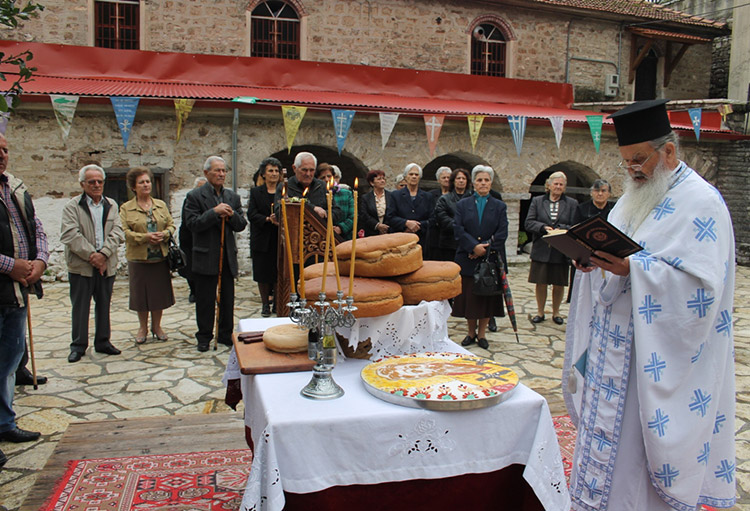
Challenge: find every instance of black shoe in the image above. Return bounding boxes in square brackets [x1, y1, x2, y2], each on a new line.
[553, 316, 564, 325]
[261, 304, 271, 317]
[197, 343, 209, 352]
[15, 370, 47, 386]
[271, 301, 276, 314]
[188, 293, 196, 303]
[0, 448, 6, 468]
[0, 427, 41, 443]
[68, 351, 83, 363]
[488, 317, 497, 332]
[531, 315, 545, 324]
[460, 335, 476, 346]
[95, 343, 121, 355]
[477, 337, 489, 349]
[218, 338, 233, 347]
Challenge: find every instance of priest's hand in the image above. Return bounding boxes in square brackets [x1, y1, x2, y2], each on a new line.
[590, 251, 629, 276]
[572, 259, 595, 273]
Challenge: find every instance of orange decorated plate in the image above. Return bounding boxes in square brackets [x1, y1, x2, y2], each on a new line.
[360, 352, 519, 410]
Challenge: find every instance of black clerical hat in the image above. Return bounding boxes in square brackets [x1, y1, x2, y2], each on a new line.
[607, 99, 672, 146]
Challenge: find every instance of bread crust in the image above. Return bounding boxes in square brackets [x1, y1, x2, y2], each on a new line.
[303, 276, 404, 318]
[337, 233, 423, 277]
[395, 261, 462, 305]
[262, 323, 309, 353]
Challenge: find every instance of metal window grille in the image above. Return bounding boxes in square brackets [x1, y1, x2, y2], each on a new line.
[95, 0, 139, 50]
[251, 1, 300, 59]
[471, 23, 506, 77]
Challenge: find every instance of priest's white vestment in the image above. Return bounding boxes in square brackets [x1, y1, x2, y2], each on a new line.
[563, 162, 736, 510]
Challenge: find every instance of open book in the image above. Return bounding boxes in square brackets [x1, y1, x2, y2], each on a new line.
[541, 215, 643, 266]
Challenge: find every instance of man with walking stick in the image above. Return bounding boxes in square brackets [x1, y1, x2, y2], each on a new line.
[0, 133, 47, 466]
[183, 156, 246, 352]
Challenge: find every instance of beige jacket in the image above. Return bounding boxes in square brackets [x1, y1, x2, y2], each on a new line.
[119, 197, 175, 261]
[60, 194, 124, 277]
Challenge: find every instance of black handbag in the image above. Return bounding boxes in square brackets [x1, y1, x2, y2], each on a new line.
[473, 250, 503, 296]
[167, 237, 187, 272]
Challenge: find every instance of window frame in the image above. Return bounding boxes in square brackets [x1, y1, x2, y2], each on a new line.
[467, 16, 516, 78]
[247, 0, 303, 60]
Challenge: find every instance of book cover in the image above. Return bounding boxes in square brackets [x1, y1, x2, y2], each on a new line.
[542, 215, 643, 266]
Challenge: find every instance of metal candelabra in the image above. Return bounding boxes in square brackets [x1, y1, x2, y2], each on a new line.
[288, 290, 357, 400]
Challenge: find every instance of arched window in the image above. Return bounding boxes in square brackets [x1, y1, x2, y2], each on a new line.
[471, 23, 507, 77]
[94, 0, 139, 49]
[250, 1, 300, 59]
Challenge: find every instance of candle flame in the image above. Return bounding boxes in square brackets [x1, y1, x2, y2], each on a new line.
[354, 177, 358, 190]
[302, 187, 308, 197]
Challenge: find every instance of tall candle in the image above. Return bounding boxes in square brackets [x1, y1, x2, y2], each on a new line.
[280, 186, 295, 295]
[348, 178, 358, 297]
[321, 183, 332, 294]
[299, 188, 308, 298]
[330, 178, 342, 292]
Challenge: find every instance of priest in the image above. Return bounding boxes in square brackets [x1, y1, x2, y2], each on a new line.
[563, 99, 736, 510]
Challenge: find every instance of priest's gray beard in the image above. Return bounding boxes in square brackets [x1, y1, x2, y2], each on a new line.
[618, 159, 673, 236]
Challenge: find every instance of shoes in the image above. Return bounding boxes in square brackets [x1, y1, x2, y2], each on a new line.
[477, 337, 489, 349]
[15, 370, 47, 386]
[0, 448, 6, 468]
[135, 329, 148, 345]
[261, 304, 271, 317]
[197, 343, 209, 352]
[95, 343, 121, 355]
[531, 315, 545, 324]
[151, 329, 168, 341]
[488, 317, 497, 332]
[188, 293, 196, 303]
[271, 301, 276, 314]
[461, 335, 476, 346]
[217, 338, 233, 347]
[0, 427, 41, 443]
[553, 316, 564, 325]
[68, 351, 83, 363]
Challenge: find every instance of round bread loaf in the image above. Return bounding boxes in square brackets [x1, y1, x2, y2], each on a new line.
[394, 260, 462, 305]
[303, 276, 403, 318]
[263, 323, 309, 353]
[302, 262, 336, 280]
[336, 233, 423, 277]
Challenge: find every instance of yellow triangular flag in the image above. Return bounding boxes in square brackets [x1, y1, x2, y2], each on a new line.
[467, 115, 485, 150]
[282, 105, 307, 153]
[174, 99, 195, 144]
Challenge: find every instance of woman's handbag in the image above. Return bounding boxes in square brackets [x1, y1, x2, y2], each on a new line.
[473, 250, 503, 296]
[167, 238, 187, 272]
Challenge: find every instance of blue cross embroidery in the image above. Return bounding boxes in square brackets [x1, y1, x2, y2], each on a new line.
[689, 389, 712, 417]
[693, 217, 717, 242]
[631, 249, 655, 271]
[654, 463, 679, 488]
[715, 310, 732, 337]
[662, 256, 684, 269]
[608, 324, 627, 348]
[714, 413, 726, 434]
[714, 459, 735, 484]
[584, 477, 603, 499]
[648, 408, 669, 437]
[691, 343, 704, 364]
[687, 288, 715, 318]
[602, 378, 620, 401]
[638, 295, 662, 324]
[652, 197, 676, 221]
[593, 428, 613, 451]
[697, 442, 710, 465]
[591, 316, 602, 338]
[644, 352, 666, 382]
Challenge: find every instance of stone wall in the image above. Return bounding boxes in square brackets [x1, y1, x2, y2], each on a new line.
[711, 35, 731, 98]
[716, 139, 750, 264]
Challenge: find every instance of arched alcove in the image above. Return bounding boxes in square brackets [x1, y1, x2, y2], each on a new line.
[422, 152, 503, 192]
[268, 144, 368, 190]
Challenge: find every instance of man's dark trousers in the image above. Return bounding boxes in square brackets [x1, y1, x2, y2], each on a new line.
[69, 272, 115, 354]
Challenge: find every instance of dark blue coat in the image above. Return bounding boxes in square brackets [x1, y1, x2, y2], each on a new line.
[454, 195, 508, 276]
[386, 187, 436, 246]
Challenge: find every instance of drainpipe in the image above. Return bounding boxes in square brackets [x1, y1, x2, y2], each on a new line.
[232, 108, 239, 192]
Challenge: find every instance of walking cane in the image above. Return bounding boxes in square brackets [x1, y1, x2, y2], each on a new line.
[26, 298, 38, 390]
[214, 216, 226, 351]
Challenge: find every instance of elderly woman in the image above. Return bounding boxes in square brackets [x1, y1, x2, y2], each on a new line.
[452, 165, 507, 349]
[524, 171, 579, 325]
[433, 168, 471, 261]
[387, 163, 436, 248]
[120, 167, 176, 344]
[393, 173, 406, 190]
[316, 163, 354, 239]
[359, 169, 393, 237]
[427, 166, 452, 260]
[248, 157, 281, 317]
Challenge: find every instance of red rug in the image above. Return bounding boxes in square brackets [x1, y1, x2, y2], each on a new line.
[43, 449, 252, 511]
[553, 414, 577, 484]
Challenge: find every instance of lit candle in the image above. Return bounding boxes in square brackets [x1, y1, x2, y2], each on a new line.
[299, 188, 308, 298]
[348, 178, 358, 297]
[280, 186, 295, 295]
[321, 182, 331, 294]
[330, 177, 342, 293]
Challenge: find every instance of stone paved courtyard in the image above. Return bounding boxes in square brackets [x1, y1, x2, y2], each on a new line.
[0, 262, 747, 510]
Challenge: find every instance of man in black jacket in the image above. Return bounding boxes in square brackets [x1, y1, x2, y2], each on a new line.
[183, 156, 247, 352]
[274, 151, 341, 223]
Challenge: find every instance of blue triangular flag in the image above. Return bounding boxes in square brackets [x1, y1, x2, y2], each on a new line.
[331, 109, 356, 155]
[508, 115, 526, 156]
[574, 350, 588, 378]
[688, 108, 702, 141]
[110, 97, 140, 149]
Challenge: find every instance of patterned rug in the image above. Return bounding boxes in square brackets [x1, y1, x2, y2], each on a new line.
[553, 414, 577, 484]
[43, 449, 253, 511]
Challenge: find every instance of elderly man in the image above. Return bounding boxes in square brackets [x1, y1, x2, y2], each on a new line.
[61, 164, 124, 363]
[0, 133, 47, 463]
[564, 100, 736, 510]
[183, 156, 246, 352]
[275, 151, 340, 223]
[577, 179, 614, 220]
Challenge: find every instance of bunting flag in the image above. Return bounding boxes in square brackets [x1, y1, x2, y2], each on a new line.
[110, 97, 140, 149]
[379, 112, 399, 149]
[50, 95, 79, 140]
[548, 116, 564, 149]
[688, 108, 702, 141]
[281, 105, 307, 153]
[331, 109, 356, 155]
[0, 95, 13, 135]
[508, 115, 527, 156]
[467, 115, 485, 150]
[174, 99, 195, 144]
[586, 115, 603, 153]
[423, 114, 445, 156]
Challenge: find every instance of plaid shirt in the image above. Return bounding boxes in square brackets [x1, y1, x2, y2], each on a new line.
[0, 173, 49, 274]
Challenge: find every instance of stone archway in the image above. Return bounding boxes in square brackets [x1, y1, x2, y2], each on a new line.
[269, 144, 369, 190]
[421, 151, 491, 191]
